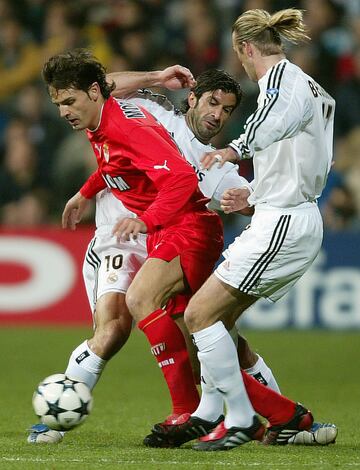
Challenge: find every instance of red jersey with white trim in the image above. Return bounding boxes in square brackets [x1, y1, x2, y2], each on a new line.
[80, 97, 209, 233]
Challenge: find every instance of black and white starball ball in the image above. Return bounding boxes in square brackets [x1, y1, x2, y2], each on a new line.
[32, 373, 93, 431]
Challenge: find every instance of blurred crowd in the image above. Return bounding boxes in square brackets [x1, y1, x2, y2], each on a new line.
[0, 0, 359, 231]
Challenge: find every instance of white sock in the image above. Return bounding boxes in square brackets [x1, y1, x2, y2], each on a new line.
[192, 363, 224, 422]
[193, 321, 255, 429]
[65, 340, 106, 390]
[244, 354, 281, 393]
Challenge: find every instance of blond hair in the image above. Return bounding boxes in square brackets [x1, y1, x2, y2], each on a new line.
[232, 8, 310, 55]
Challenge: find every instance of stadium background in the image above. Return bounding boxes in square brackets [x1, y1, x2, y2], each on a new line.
[1, 0, 360, 329]
[0, 2, 359, 468]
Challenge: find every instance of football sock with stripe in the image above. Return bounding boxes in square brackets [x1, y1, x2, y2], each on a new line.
[138, 308, 200, 415]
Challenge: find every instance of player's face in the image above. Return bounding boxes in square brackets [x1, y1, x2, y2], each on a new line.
[187, 89, 237, 143]
[232, 33, 257, 82]
[49, 85, 102, 131]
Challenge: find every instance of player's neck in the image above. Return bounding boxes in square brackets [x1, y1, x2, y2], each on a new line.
[88, 101, 106, 132]
[255, 53, 286, 80]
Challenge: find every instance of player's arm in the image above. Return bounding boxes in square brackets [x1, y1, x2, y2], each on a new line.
[79, 168, 107, 199]
[202, 72, 313, 168]
[228, 78, 313, 160]
[108, 65, 195, 98]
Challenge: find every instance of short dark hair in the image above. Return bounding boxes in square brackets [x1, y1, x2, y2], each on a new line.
[180, 69, 243, 113]
[42, 49, 115, 98]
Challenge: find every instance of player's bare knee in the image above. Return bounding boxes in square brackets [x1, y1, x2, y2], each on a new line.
[125, 289, 148, 320]
[184, 303, 203, 333]
[126, 285, 164, 321]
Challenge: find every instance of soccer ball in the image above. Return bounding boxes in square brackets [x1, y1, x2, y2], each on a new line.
[32, 373, 93, 431]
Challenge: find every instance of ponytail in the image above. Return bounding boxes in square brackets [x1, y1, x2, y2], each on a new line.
[232, 8, 309, 55]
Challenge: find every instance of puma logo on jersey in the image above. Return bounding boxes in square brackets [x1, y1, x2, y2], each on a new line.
[154, 160, 170, 171]
[94, 143, 110, 162]
[94, 143, 102, 155]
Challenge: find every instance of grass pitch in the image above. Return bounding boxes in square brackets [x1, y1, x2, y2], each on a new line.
[0, 327, 359, 469]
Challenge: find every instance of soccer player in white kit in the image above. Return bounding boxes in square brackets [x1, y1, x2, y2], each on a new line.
[161, 8, 336, 451]
[28, 67, 251, 444]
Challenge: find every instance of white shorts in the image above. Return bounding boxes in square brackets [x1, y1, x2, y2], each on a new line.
[83, 226, 148, 312]
[215, 202, 323, 302]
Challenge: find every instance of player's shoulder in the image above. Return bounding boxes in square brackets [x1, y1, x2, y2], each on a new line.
[278, 62, 320, 101]
[129, 89, 183, 117]
[128, 90, 185, 129]
[285, 62, 319, 91]
[293, 66, 334, 103]
[136, 89, 176, 111]
[279, 61, 305, 88]
[110, 96, 163, 133]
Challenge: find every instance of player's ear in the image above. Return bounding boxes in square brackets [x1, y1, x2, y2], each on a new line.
[244, 42, 254, 58]
[188, 91, 197, 109]
[88, 82, 100, 101]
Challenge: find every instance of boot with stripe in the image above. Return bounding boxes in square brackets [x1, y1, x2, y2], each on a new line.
[193, 415, 265, 451]
[262, 403, 314, 445]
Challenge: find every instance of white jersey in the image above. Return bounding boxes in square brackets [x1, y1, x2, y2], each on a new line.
[229, 59, 335, 208]
[95, 90, 250, 228]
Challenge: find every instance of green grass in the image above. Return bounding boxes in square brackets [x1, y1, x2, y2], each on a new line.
[0, 327, 359, 469]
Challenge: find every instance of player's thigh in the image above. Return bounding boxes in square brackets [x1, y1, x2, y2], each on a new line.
[83, 233, 147, 315]
[146, 211, 223, 294]
[184, 273, 256, 333]
[126, 256, 185, 317]
[216, 205, 322, 302]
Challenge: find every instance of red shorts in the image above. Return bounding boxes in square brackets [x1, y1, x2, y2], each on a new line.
[146, 210, 223, 294]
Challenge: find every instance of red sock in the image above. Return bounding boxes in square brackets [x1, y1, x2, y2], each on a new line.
[241, 370, 296, 425]
[138, 308, 200, 416]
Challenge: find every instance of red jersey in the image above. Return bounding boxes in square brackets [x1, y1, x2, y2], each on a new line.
[80, 97, 209, 233]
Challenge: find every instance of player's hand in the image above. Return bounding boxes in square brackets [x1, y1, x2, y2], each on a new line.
[112, 217, 147, 241]
[201, 147, 238, 170]
[62, 192, 90, 230]
[221, 187, 253, 215]
[159, 65, 196, 90]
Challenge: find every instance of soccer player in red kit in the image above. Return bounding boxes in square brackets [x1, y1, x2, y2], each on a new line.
[42, 49, 224, 423]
